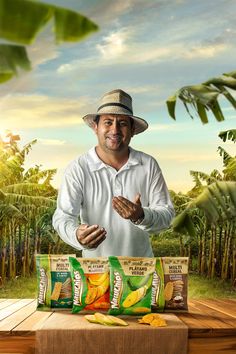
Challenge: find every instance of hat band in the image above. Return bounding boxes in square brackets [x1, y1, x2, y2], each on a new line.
[98, 102, 133, 114]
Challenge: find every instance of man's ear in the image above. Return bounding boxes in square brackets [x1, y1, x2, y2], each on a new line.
[92, 121, 98, 134]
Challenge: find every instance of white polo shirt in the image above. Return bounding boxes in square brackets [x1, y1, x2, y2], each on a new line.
[52, 146, 175, 257]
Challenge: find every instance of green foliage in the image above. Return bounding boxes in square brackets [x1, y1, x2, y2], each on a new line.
[219, 129, 236, 143]
[189, 274, 236, 299]
[166, 70, 236, 123]
[151, 237, 181, 257]
[0, 0, 99, 83]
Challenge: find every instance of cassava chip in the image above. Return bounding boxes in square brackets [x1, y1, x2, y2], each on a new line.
[138, 313, 167, 327]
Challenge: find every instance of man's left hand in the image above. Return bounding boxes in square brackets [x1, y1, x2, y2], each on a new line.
[112, 193, 144, 223]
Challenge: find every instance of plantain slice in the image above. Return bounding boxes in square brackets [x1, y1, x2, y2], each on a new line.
[106, 315, 129, 326]
[84, 315, 98, 324]
[94, 312, 113, 325]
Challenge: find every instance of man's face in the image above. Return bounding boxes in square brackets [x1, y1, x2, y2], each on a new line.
[93, 114, 134, 153]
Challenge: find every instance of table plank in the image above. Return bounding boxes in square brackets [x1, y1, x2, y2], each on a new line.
[187, 300, 233, 329]
[188, 336, 236, 354]
[0, 299, 21, 311]
[196, 299, 236, 319]
[0, 300, 38, 334]
[0, 299, 35, 322]
[0, 335, 35, 354]
[190, 300, 236, 329]
[13, 310, 54, 335]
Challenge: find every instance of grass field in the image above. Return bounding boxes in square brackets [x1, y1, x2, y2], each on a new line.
[0, 273, 236, 299]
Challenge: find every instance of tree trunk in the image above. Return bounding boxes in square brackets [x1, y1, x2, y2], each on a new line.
[0, 227, 7, 283]
[198, 233, 202, 275]
[211, 226, 216, 279]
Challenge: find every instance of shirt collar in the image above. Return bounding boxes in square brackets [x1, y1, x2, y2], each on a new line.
[86, 146, 141, 172]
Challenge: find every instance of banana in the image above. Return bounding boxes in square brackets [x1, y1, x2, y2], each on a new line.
[88, 272, 109, 286]
[96, 275, 109, 299]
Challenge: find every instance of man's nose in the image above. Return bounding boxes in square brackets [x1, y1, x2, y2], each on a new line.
[111, 122, 121, 133]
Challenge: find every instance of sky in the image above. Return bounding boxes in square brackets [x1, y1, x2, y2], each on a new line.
[0, 0, 235, 193]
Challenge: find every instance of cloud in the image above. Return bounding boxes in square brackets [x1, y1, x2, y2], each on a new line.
[37, 138, 66, 146]
[147, 123, 182, 132]
[96, 29, 129, 59]
[184, 43, 227, 59]
[0, 94, 90, 130]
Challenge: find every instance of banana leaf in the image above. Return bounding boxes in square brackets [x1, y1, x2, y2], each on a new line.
[172, 181, 236, 237]
[166, 70, 236, 124]
[166, 95, 176, 120]
[0, 44, 31, 83]
[219, 130, 236, 143]
[0, 0, 98, 83]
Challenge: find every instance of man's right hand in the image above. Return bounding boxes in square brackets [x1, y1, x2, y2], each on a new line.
[76, 224, 107, 249]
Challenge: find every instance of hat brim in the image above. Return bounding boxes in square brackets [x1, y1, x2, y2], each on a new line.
[82, 113, 148, 135]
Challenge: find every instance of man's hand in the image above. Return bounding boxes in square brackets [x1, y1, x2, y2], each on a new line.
[112, 193, 144, 222]
[76, 224, 107, 249]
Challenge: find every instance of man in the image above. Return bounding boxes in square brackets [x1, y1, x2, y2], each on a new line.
[52, 89, 174, 257]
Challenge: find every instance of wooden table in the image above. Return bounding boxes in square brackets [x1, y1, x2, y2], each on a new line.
[0, 298, 235, 354]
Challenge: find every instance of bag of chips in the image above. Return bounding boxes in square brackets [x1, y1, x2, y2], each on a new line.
[69, 257, 110, 314]
[36, 254, 75, 310]
[162, 257, 189, 311]
[151, 257, 165, 312]
[108, 256, 156, 315]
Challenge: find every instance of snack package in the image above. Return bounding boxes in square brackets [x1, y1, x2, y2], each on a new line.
[151, 257, 165, 312]
[108, 256, 156, 315]
[69, 257, 110, 314]
[36, 254, 75, 310]
[162, 257, 189, 311]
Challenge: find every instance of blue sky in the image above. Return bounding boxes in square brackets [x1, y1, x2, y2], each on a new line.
[0, 0, 235, 192]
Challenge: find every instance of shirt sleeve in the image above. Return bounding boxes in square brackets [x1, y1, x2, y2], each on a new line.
[134, 169, 175, 234]
[52, 163, 87, 251]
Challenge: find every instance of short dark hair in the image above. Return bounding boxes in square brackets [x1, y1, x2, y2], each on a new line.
[93, 115, 134, 128]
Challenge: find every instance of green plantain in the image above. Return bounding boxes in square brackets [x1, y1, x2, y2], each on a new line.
[127, 274, 152, 291]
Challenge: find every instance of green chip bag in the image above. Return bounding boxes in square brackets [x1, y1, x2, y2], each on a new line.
[108, 256, 156, 316]
[69, 257, 110, 314]
[151, 257, 165, 312]
[36, 254, 75, 310]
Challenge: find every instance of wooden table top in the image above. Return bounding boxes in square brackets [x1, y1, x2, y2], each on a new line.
[0, 298, 235, 338]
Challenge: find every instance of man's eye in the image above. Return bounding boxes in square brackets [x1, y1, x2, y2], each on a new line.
[120, 122, 128, 126]
[104, 121, 112, 125]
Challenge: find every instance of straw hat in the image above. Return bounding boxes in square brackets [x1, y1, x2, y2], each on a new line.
[82, 89, 148, 135]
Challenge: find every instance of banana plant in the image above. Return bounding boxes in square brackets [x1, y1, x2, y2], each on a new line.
[166, 70, 236, 123]
[0, 0, 98, 83]
[172, 181, 236, 237]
